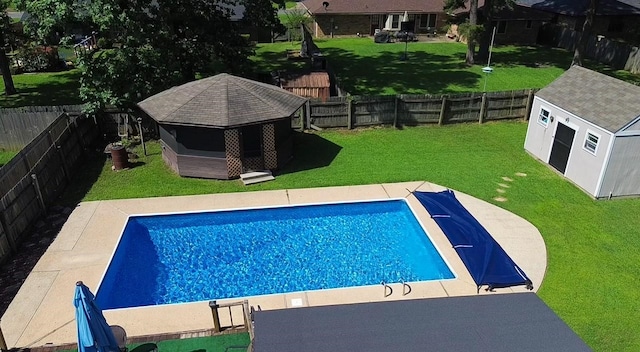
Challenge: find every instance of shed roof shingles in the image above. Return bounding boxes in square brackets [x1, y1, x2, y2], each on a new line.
[536, 65, 640, 133]
[138, 74, 308, 127]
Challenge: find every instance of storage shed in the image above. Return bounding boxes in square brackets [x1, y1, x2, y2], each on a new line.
[138, 74, 308, 179]
[279, 71, 331, 101]
[524, 66, 640, 198]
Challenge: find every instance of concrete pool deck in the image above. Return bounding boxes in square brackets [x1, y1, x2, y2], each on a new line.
[0, 181, 547, 349]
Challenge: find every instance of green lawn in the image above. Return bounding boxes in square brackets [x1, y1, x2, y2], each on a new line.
[253, 38, 640, 95]
[3, 40, 638, 107]
[0, 150, 18, 166]
[63, 122, 640, 351]
[0, 69, 82, 108]
[60, 333, 250, 352]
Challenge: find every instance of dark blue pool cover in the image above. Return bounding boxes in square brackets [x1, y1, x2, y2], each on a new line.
[414, 190, 533, 291]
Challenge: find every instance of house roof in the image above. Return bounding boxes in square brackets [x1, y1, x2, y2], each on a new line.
[517, 0, 640, 16]
[301, 0, 445, 15]
[489, 4, 553, 20]
[536, 66, 640, 133]
[138, 74, 308, 128]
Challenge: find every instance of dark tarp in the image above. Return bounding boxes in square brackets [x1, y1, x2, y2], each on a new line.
[253, 293, 592, 352]
[414, 190, 533, 291]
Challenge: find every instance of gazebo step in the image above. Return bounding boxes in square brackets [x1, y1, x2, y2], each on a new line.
[240, 170, 275, 185]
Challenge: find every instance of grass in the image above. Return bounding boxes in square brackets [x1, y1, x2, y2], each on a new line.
[60, 333, 250, 352]
[252, 38, 640, 95]
[62, 122, 640, 351]
[0, 69, 82, 108]
[0, 150, 18, 167]
[3, 40, 638, 107]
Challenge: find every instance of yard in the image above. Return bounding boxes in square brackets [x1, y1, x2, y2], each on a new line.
[253, 38, 640, 95]
[2, 40, 638, 108]
[2, 38, 640, 351]
[61, 122, 640, 351]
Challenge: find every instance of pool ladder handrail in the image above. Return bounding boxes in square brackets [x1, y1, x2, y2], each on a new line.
[381, 281, 393, 297]
[401, 279, 412, 296]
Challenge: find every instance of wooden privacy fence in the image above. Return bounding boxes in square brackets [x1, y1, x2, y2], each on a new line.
[0, 113, 98, 264]
[0, 105, 85, 149]
[539, 24, 640, 74]
[305, 90, 535, 129]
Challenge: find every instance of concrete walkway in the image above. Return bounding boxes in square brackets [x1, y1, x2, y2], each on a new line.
[0, 182, 547, 349]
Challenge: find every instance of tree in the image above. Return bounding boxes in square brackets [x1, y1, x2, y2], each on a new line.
[477, 0, 515, 62]
[444, 0, 481, 65]
[572, 0, 600, 66]
[1, 0, 17, 95]
[243, 0, 286, 41]
[17, 0, 254, 114]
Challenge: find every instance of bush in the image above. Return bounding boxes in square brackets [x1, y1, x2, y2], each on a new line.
[14, 44, 64, 73]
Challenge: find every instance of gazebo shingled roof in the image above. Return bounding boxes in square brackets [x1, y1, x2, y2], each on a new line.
[138, 73, 308, 128]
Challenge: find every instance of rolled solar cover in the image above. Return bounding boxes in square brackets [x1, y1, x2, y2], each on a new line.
[414, 190, 533, 291]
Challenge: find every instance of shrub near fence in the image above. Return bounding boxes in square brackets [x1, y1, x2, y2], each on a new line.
[0, 113, 98, 264]
[306, 90, 536, 129]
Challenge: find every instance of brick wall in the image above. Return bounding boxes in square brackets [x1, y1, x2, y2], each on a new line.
[313, 13, 448, 37]
[495, 20, 542, 45]
[314, 15, 370, 37]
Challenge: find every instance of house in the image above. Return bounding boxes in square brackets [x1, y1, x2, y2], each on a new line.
[518, 0, 640, 42]
[524, 66, 640, 199]
[485, 4, 552, 45]
[300, 0, 448, 37]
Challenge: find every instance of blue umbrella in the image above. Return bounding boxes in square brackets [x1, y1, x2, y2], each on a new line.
[74, 281, 120, 352]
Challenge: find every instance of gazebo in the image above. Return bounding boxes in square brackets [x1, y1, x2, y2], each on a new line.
[138, 73, 308, 179]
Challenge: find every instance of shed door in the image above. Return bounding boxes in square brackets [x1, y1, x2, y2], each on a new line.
[549, 123, 575, 174]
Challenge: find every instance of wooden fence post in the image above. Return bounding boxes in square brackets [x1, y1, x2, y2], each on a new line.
[305, 101, 311, 130]
[479, 93, 487, 124]
[49, 130, 71, 182]
[393, 96, 399, 128]
[209, 300, 221, 333]
[524, 89, 535, 121]
[347, 98, 353, 130]
[438, 96, 448, 126]
[31, 173, 47, 214]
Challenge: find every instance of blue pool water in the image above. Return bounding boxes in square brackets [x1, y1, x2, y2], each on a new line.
[96, 200, 454, 309]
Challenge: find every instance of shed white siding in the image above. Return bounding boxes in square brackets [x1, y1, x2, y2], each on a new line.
[563, 121, 612, 197]
[524, 97, 555, 161]
[597, 135, 640, 198]
[524, 97, 613, 197]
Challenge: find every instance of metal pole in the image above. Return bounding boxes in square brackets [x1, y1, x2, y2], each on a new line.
[136, 117, 147, 156]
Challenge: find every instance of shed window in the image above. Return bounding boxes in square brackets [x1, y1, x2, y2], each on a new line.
[526, 20, 533, 29]
[497, 21, 507, 33]
[584, 131, 599, 154]
[538, 108, 550, 127]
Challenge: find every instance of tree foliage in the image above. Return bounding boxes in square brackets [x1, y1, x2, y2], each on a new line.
[243, 0, 286, 39]
[17, 0, 254, 114]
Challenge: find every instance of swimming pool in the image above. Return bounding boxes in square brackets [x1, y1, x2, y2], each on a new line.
[96, 199, 454, 310]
